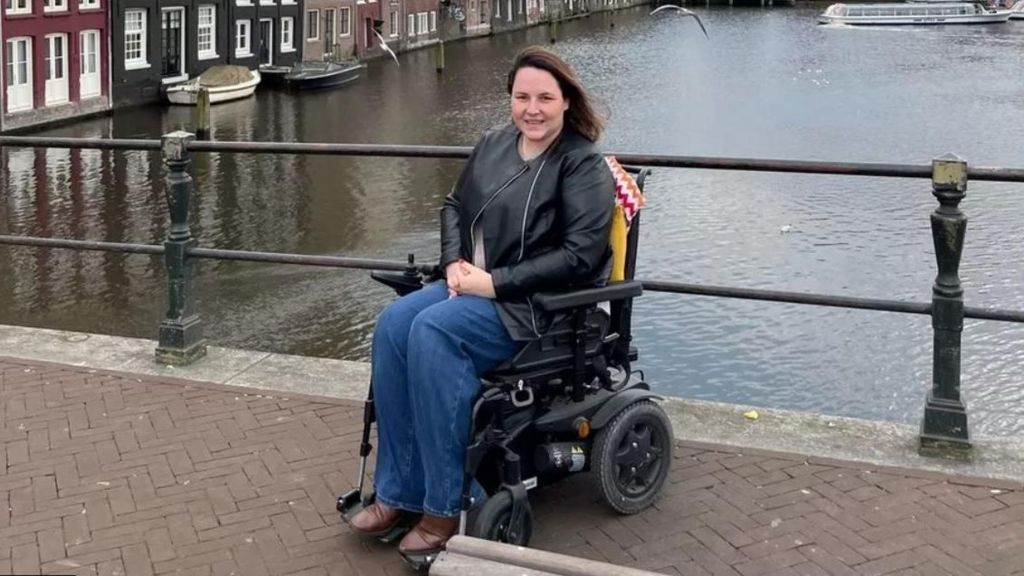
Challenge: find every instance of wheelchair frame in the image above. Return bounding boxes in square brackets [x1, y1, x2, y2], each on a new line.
[337, 167, 673, 570]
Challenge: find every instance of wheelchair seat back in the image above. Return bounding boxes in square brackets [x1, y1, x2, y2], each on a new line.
[483, 160, 649, 387]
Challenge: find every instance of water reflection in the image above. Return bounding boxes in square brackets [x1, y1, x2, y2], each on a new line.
[2, 6, 1023, 435]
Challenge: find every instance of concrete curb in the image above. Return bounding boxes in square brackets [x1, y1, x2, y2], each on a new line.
[3, 323, 1023, 484]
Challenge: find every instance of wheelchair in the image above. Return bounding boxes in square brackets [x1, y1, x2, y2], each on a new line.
[337, 166, 673, 570]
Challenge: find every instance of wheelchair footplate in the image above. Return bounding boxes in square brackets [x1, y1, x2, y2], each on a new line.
[337, 490, 417, 544]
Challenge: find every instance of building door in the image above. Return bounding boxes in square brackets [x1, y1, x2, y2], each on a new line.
[44, 34, 69, 106]
[5, 37, 33, 112]
[79, 30, 101, 98]
[161, 7, 185, 78]
[259, 19, 273, 65]
[324, 9, 335, 59]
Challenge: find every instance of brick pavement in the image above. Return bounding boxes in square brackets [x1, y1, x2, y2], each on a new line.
[2, 356, 1024, 576]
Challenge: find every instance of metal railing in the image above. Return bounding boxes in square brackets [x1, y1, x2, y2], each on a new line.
[2, 131, 1023, 458]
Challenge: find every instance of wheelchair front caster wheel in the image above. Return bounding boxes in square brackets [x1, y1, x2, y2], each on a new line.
[470, 490, 533, 546]
[593, 400, 673, 514]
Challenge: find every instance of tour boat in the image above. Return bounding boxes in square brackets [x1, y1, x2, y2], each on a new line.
[1010, 0, 1024, 19]
[818, 2, 1012, 24]
[165, 66, 262, 105]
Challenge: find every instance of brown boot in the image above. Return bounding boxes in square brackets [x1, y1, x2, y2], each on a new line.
[398, 514, 459, 558]
[348, 502, 401, 537]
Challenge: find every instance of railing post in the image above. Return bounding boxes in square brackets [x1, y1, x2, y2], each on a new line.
[919, 153, 970, 459]
[155, 131, 208, 366]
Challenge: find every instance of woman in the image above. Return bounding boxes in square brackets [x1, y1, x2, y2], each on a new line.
[349, 45, 615, 561]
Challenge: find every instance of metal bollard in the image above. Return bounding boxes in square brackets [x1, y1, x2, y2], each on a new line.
[919, 154, 971, 459]
[436, 40, 446, 73]
[155, 131, 208, 366]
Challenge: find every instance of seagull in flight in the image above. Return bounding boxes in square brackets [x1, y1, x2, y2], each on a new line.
[650, 4, 709, 38]
[372, 29, 400, 66]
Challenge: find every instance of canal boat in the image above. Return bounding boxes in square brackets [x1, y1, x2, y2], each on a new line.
[283, 61, 366, 91]
[1010, 0, 1024, 19]
[257, 65, 292, 88]
[818, 2, 1012, 24]
[165, 66, 262, 105]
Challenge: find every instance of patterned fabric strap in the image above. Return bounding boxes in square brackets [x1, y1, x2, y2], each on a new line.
[605, 156, 645, 230]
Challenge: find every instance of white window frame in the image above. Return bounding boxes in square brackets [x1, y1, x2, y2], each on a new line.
[79, 0, 99, 9]
[280, 17, 295, 52]
[44, 33, 69, 106]
[429, 11, 436, 31]
[407, 13, 415, 36]
[79, 29, 102, 98]
[4, 0, 32, 15]
[235, 19, 252, 57]
[124, 9, 149, 70]
[389, 11, 398, 37]
[495, 0, 500, 18]
[339, 7, 352, 37]
[259, 0, 273, 5]
[198, 5, 218, 60]
[235, 0, 252, 5]
[160, 7, 187, 82]
[306, 10, 320, 41]
[43, 0, 67, 13]
[258, 18, 274, 65]
[5, 37, 34, 113]
[418, 12, 428, 33]
[281, 0, 295, 4]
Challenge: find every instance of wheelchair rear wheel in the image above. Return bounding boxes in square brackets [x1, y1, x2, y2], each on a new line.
[592, 400, 673, 514]
[469, 490, 533, 546]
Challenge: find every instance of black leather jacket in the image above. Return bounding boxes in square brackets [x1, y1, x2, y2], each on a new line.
[441, 125, 615, 341]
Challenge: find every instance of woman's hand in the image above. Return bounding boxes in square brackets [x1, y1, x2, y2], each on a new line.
[455, 261, 496, 299]
[445, 261, 462, 298]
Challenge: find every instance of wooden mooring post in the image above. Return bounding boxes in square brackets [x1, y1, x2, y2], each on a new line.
[194, 88, 211, 140]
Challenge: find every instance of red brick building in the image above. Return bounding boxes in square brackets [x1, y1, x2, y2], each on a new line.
[354, 0, 383, 58]
[2, 0, 110, 131]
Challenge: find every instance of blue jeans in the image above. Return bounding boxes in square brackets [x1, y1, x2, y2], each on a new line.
[371, 282, 521, 517]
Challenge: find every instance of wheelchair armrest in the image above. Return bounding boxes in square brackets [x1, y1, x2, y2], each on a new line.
[370, 270, 426, 296]
[533, 280, 643, 313]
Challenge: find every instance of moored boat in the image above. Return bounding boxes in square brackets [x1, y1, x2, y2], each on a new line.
[258, 65, 292, 88]
[818, 1, 1012, 24]
[165, 66, 261, 105]
[284, 61, 366, 91]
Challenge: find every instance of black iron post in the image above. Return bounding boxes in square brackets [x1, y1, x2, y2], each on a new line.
[155, 131, 208, 365]
[919, 154, 970, 459]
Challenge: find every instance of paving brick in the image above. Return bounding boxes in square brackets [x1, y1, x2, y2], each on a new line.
[122, 542, 155, 576]
[37, 526, 67, 562]
[146, 527, 177, 562]
[6, 358, 1024, 576]
[12, 542, 41, 575]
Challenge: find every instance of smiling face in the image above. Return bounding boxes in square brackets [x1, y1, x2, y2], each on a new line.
[510, 66, 569, 153]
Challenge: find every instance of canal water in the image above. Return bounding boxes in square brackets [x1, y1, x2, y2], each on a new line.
[3, 5, 1023, 435]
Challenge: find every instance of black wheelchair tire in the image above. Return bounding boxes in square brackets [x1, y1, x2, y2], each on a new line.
[469, 490, 533, 546]
[592, 400, 673, 514]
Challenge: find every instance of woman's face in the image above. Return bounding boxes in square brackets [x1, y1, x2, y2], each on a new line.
[510, 66, 569, 148]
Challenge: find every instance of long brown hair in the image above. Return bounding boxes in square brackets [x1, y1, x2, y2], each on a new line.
[506, 46, 604, 143]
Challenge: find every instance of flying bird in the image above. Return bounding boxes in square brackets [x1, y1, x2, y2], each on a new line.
[650, 4, 709, 38]
[372, 29, 400, 66]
